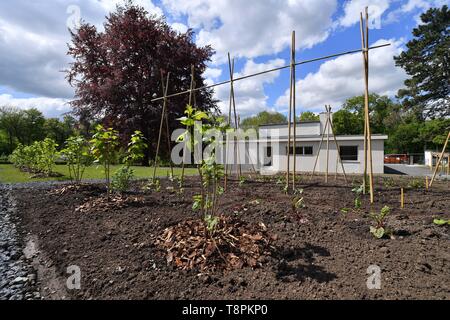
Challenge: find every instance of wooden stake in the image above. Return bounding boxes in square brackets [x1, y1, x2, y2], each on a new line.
[286, 44, 293, 192]
[425, 176, 429, 191]
[360, 7, 374, 203]
[161, 74, 174, 179]
[326, 105, 330, 183]
[228, 53, 242, 180]
[328, 108, 349, 184]
[429, 131, 450, 188]
[310, 112, 329, 179]
[401, 188, 404, 209]
[292, 31, 297, 190]
[181, 65, 196, 186]
[153, 72, 171, 182]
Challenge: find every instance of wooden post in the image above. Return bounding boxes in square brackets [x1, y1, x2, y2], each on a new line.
[326, 105, 330, 183]
[360, 8, 374, 203]
[292, 31, 297, 190]
[425, 176, 429, 191]
[228, 53, 241, 180]
[181, 65, 196, 186]
[310, 112, 329, 179]
[401, 188, 404, 209]
[429, 131, 450, 188]
[153, 72, 171, 182]
[161, 75, 174, 179]
[328, 108, 348, 184]
[286, 42, 293, 192]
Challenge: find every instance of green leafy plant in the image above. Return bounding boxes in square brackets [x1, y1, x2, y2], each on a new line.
[340, 208, 350, 215]
[352, 184, 364, 209]
[111, 131, 148, 193]
[292, 189, 306, 210]
[383, 177, 395, 188]
[178, 106, 228, 234]
[9, 138, 59, 176]
[407, 179, 424, 189]
[369, 206, 391, 239]
[433, 218, 450, 226]
[90, 125, 120, 195]
[61, 135, 92, 183]
[239, 175, 246, 186]
[111, 166, 134, 192]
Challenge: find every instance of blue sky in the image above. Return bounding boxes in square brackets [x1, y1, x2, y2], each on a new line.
[0, 0, 448, 118]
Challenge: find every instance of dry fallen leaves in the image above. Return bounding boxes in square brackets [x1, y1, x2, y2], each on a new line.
[156, 216, 276, 272]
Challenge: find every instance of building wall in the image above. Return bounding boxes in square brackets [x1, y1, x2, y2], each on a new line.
[260, 139, 385, 175]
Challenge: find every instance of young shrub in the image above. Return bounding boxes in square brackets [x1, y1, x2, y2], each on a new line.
[90, 125, 120, 195]
[112, 130, 147, 193]
[178, 105, 227, 234]
[111, 166, 135, 192]
[39, 138, 59, 175]
[369, 206, 391, 239]
[61, 136, 92, 183]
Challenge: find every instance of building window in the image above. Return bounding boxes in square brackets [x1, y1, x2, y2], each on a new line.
[340, 146, 358, 161]
[287, 146, 314, 156]
[263, 146, 272, 167]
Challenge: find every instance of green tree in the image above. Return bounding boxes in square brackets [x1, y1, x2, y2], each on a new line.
[298, 111, 319, 121]
[0, 106, 24, 154]
[394, 5, 450, 119]
[90, 125, 120, 195]
[333, 94, 402, 135]
[22, 108, 46, 144]
[241, 111, 287, 130]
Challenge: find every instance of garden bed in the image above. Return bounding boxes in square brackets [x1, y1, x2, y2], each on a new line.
[13, 176, 450, 300]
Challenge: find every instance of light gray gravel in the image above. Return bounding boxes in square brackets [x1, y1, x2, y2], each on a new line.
[0, 184, 40, 300]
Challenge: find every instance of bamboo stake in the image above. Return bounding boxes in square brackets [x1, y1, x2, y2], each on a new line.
[310, 111, 329, 179]
[360, 8, 374, 203]
[151, 44, 391, 103]
[286, 44, 293, 192]
[161, 74, 174, 179]
[227, 53, 241, 180]
[425, 176, 429, 191]
[292, 31, 297, 190]
[360, 13, 368, 195]
[429, 131, 450, 188]
[326, 105, 330, 183]
[153, 72, 171, 182]
[401, 188, 404, 209]
[328, 108, 349, 184]
[181, 65, 196, 186]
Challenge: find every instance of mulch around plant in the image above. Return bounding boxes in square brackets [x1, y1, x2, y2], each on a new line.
[13, 176, 450, 300]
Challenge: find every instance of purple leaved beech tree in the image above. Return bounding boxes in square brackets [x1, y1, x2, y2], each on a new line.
[66, 3, 217, 165]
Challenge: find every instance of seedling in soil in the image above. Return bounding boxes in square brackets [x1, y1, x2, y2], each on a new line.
[340, 208, 350, 215]
[352, 184, 364, 209]
[383, 177, 395, 188]
[407, 179, 425, 189]
[433, 218, 450, 226]
[369, 206, 391, 239]
[145, 178, 161, 192]
[292, 190, 306, 211]
[239, 175, 247, 186]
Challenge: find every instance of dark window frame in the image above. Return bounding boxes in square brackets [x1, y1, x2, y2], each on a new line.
[340, 145, 358, 161]
[287, 146, 314, 156]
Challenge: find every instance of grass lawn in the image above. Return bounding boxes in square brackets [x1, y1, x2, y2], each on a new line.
[0, 164, 197, 184]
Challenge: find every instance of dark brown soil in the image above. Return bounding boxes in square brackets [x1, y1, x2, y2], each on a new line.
[13, 176, 450, 300]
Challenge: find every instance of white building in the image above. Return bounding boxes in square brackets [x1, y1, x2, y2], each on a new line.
[226, 112, 388, 175]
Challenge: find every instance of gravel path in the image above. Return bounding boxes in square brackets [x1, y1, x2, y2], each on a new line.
[0, 184, 40, 300]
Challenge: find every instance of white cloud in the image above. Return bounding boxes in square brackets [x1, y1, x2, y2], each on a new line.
[338, 0, 391, 29]
[0, 94, 70, 118]
[276, 38, 407, 113]
[386, 0, 448, 24]
[162, 0, 338, 64]
[214, 58, 285, 118]
[203, 67, 223, 85]
[171, 22, 188, 33]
